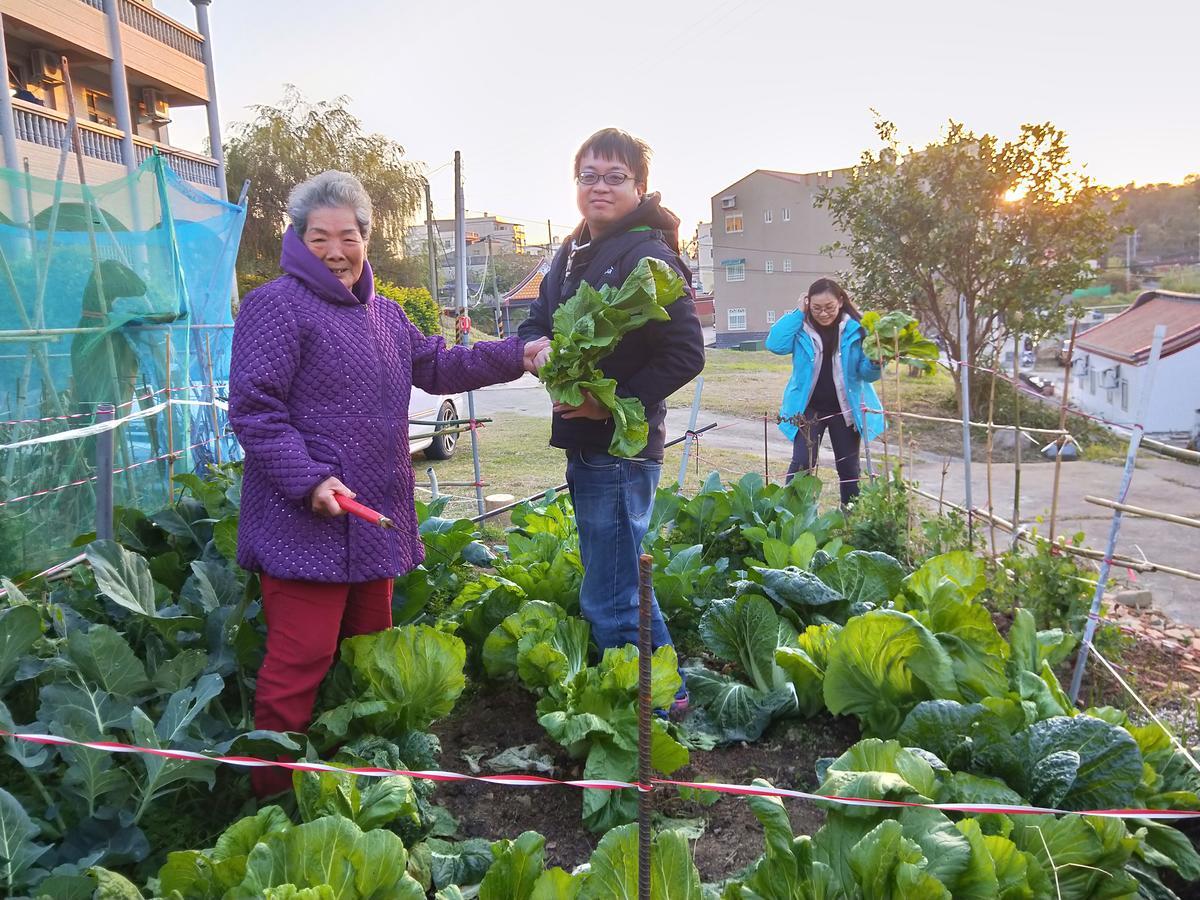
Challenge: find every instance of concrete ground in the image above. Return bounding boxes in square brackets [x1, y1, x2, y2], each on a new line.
[470, 374, 1200, 627]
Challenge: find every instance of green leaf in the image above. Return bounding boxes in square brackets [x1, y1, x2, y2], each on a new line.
[816, 550, 904, 606]
[753, 566, 844, 615]
[151, 649, 209, 694]
[774, 623, 840, 718]
[516, 617, 590, 690]
[699, 595, 784, 693]
[0, 786, 49, 891]
[483, 601, 564, 679]
[66, 624, 152, 696]
[86, 539, 158, 616]
[182, 559, 241, 614]
[0, 604, 40, 694]
[213, 515, 239, 561]
[580, 824, 701, 900]
[1010, 814, 1138, 900]
[684, 667, 794, 743]
[239, 815, 424, 899]
[427, 837, 494, 890]
[823, 610, 959, 737]
[317, 626, 466, 738]
[904, 550, 987, 606]
[479, 830, 545, 900]
[978, 715, 1144, 811]
[531, 867, 582, 899]
[87, 866, 144, 899]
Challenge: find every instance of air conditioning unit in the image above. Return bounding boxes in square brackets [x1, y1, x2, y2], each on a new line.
[30, 49, 63, 85]
[720, 195, 736, 209]
[1098, 365, 1121, 390]
[141, 88, 170, 123]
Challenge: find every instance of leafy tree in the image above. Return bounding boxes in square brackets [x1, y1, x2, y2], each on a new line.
[225, 86, 424, 275]
[819, 120, 1117, 406]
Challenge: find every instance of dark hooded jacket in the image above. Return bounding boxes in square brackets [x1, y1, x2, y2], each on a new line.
[518, 193, 705, 460]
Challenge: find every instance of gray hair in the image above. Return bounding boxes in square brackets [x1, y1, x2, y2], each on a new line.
[287, 170, 373, 241]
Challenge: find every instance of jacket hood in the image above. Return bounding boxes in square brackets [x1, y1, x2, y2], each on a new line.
[573, 192, 683, 253]
[279, 226, 375, 306]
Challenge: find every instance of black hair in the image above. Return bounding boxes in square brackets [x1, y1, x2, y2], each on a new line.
[574, 128, 651, 190]
[805, 277, 862, 321]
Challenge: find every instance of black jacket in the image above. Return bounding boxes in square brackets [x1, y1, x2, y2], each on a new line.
[518, 194, 705, 461]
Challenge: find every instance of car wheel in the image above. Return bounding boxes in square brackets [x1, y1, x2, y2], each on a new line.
[424, 400, 458, 460]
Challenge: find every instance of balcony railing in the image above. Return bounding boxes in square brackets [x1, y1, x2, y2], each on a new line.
[11, 100, 219, 189]
[116, 0, 204, 61]
[79, 0, 105, 9]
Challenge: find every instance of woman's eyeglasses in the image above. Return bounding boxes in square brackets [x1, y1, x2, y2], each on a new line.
[576, 171, 635, 186]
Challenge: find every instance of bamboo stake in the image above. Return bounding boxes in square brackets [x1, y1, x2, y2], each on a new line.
[1011, 332, 1023, 551]
[204, 333, 223, 466]
[894, 333, 904, 477]
[1048, 320, 1079, 542]
[1083, 496, 1200, 530]
[985, 365, 998, 559]
[164, 337, 175, 491]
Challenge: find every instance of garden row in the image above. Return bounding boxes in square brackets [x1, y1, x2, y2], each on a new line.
[0, 464, 1197, 898]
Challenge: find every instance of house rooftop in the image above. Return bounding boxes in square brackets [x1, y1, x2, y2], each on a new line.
[1075, 290, 1200, 364]
[504, 257, 551, 303]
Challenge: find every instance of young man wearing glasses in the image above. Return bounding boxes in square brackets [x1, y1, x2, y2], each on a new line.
[519, 128, 704, 714]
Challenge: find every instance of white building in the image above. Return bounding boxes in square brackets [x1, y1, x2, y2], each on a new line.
[694, 222, 713, 293]
[1073, 290, 1200, 436]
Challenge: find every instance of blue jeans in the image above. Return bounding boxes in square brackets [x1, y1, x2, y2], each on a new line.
[565, 448, 676, 660]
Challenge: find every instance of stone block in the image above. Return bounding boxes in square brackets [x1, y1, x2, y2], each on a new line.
[1115, 589, 1153, 609]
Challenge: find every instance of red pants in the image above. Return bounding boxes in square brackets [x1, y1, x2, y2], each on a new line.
[251, 574, 393, 798]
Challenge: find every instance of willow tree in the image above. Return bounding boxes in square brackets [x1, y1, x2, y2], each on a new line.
[819, 120, 1117, 407]
[225, 86, 424, 274]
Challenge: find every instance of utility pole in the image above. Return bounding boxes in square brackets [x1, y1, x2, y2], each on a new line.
[424, 178, 438, 301]
[455, 151, 486, 516]
[488, 234, 504, 337]
[547, 218, 553, 259]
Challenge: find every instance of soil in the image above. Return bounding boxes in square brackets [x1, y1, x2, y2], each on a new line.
[430, 682, 861, 883]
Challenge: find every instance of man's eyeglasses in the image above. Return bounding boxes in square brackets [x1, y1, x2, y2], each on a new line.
[576, 171, 635, 186]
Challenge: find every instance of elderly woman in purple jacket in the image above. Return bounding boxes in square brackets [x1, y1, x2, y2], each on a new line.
[229, 171, 547, 797]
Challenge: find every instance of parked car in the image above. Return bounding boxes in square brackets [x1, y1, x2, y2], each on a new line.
[409, 388, 463, 459]
[1019, 372, 1055, 397]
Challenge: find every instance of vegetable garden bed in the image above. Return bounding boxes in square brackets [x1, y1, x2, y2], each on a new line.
[1, 462, 1198, 898]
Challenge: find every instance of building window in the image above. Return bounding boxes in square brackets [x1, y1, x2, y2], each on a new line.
[766, 309, 776, 325]
[1089, 369, 1096, 395]
[765, 259, 774, 274]
[725, 263, 745, 282]
[1120, 379, 1129, 411]
[727, 308, 747, 331]
[764, 209, 773, 224]
[783, 259, 792, 272]
[783, 208, 791, 221]
[724, 214, 743, 234]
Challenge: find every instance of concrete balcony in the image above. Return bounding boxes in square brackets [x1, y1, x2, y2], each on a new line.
[12, 99, 220, 194]
[3, 0, 208, 102]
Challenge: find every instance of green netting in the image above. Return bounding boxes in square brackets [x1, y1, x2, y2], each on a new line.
[0, 153, 245, 575]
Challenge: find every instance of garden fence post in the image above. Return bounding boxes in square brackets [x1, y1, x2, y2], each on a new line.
[637, 553, 654, 900]
[1068, 324, 1167, 704]
[1010, 330, 1022, 550]
[1048, 319, 1079, 543]
[677, 377, 703, 490]
[957, 294, 974, 548]
[96, 403, 115, 541]
[426, 466, 439, 499]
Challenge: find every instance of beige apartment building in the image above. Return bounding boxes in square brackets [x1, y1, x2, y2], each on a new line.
[710, 168, 850, 347]
[0, 0, 228, 199]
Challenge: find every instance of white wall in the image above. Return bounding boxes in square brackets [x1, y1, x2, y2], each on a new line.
[1074, 349, 1200, 434]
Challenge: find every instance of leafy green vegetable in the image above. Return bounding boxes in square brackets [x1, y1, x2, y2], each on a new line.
[861, 309, 940, 373]
[539, 257, 687, 457]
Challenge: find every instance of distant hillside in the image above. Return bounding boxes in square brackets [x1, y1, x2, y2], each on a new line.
[1107, 177, 1200, 265]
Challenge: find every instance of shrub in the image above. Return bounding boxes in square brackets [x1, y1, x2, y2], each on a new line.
[376, 280, 440, 336]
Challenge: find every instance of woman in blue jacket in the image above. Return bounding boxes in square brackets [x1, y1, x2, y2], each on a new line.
[765, 278, 884, 504]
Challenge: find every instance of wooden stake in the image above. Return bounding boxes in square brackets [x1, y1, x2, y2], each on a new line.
[1048, 320, 1079, 543]
[985, 364, 998, 559]
[1010, 332, 1023, 551]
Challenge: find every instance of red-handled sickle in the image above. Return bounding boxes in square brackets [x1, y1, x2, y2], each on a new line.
[334, 494, 395, 529]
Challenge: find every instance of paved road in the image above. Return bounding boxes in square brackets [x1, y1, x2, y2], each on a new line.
[468, 375, 1200, 627]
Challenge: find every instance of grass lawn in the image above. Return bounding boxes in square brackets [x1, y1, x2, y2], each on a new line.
[667, 349, 792, 419]
[415, 412, 839, 520]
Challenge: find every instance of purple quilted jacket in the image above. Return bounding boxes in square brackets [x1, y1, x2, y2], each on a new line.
[229, 227, 525, 582]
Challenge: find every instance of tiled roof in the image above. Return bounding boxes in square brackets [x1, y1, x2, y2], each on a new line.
[1076, 291, 1200, 364]
[504, 258, 552, 303]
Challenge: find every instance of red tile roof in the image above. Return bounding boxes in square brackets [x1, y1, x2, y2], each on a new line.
[504, 257, 551, 303]
[1076, 291, 1200, 364]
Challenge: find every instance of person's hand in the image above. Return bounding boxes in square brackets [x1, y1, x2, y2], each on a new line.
[553, 390, 609, 421]
[311, 476, 355, 517]
[523, 337, 551, 375]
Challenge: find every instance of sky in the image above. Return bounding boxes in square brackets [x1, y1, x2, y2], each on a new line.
[157, 0, 1200, 243]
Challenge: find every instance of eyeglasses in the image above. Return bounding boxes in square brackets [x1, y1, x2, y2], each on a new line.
[576, 171, 636, 186]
